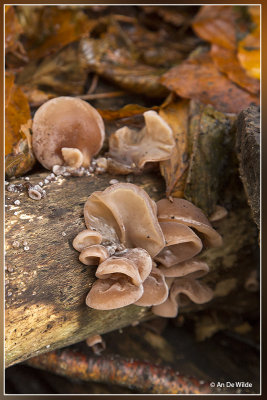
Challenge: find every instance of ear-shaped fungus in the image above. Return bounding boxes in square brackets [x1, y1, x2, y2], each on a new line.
[157, 198, 223, 248]
[95, 248, 152, 287]
[32, 96, 105, 170]
[152, 278, 213, 318]
[154, 221, 203, 267]
[73, 229, 102, 252]
[83, 183, 165, 257]
[158, 259, 210, 279]
[79, 245, 110, 266]
[108, 111, 175, 174]
[134, 267, 168, 306]
[86, 278, 144, 310]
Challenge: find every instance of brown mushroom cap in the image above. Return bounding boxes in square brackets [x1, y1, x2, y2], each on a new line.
[135, 267, 168, 306]
[154, 221, 203, 267]
[96, 248, 152, 286]
[158, 259, 209, 279]
[157, 198, 223, 247]
[84, 183, 165, 257]
[79, 245, 110, 266]
[108, 110, 175, 172]
[73, 229, 102, 252]
[86, 277, 144, 310]
[32, 96, 105, 170]
[152, 278, 213, 318]
[96, 257, 143, 287]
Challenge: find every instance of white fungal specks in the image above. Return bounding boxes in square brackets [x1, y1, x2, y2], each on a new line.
[12, 241, 20, 248]
[24, 246, 30, 251]
[7, 291, 12, 297]
[44, 179, 49, 184]
[46, 344, 50, 348]
[109, 179, 119, 185]
[14, 200, 20, 205]
[62, 232, 66, 236]
[24, 177, 30, 181]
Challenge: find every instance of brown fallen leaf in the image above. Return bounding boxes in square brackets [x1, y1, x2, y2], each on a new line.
[5, 6, 23, 54]
[159, 100, 190, 198]
[16, 44, 88, 101]
[98, 104, 159, 121]
[16, 6, 96, 60]
[211, 44, 260, 95]
[80, 37, 168, 98]
[161, 49, 259, 114]
[5, 5, 28, 67]
[192, 6, 239, 50]
[5, 73, 35, 177]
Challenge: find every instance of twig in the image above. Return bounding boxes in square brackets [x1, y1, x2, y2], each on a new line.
[26, 349, 211, 394]
[76, 91, 126, 100]
[87, 74, 99, 95]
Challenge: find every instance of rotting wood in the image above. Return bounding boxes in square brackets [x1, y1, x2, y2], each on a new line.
[5, 169, 258, 367]
[236, 105, 260, 229]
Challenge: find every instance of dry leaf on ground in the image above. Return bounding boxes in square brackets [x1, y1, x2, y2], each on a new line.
[237, 6, 260, 80]
[16, 6, 96, 60]
[210, 44, 259, 95]
[5, 73, 35, 177]
[192, 6, 239, 50]
[161, 49, 259, 114]
[159, 100, 190, 198]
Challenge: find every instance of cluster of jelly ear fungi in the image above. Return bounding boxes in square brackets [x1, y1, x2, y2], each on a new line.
[73, 183, 222, 317]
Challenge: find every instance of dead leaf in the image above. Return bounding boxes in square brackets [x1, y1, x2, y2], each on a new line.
[237, 6, 260, 80]
[161, 48, 259, 114]
[16, 44, 88, 99]
[5, 6, 23, 53]
[98, 104, 159, 121]
[159, 100, 190, 198]
[192, 6, 239, 50]
[16, 6, 96, 60]
[80, 37, 168, 98]
[211, 44, 260, 95]
[5, 73, 35, 177]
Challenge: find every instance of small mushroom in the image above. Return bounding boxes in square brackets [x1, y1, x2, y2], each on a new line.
[84, 183, 165, 257]
[86, 277, 144, 310]
[154, 221, 203, 267]
[86, 334, 106, 355]
[108, 111, 175, 173]
[158, 259, 210, 279]
[79, 245, 110, 266]
[96, 248, 152, 287]
[135, 267, 168, 306]
[73, 229, 102, 252]
[157, 198, 222, 248]
[32, 97, 105, 170]
[152, 278, 213, 318]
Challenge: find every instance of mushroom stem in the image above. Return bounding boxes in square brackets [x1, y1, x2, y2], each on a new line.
[61, 147, 84, 168]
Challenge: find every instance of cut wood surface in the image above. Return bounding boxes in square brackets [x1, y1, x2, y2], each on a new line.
[5, 169, 258, 367]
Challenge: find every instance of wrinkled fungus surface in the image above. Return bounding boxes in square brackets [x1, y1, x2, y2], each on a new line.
[73, 183, 222, 315]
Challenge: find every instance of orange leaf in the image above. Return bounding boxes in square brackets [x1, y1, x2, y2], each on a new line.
[160, 100, 189, 198]
[5, 6, 23, 53]
[237, 6, 260, 80]
[211, 44, 260, 95]
[192, 6, 238, 50]
[98, 104, 159, 121]
[161, 50, 259, 114]
[20, 7, 96, 60]
[5, 73, 35, 177]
